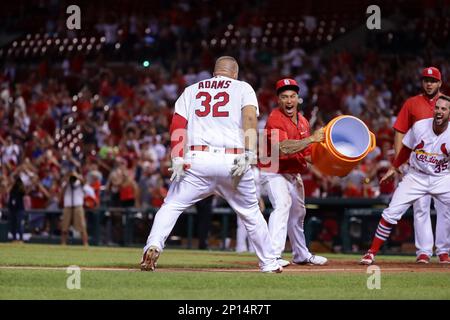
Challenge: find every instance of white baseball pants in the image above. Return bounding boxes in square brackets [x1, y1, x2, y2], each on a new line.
[236, 216, 255, 253]
[382, 170, 450, 256]
[413, 195, 450, 256]
[261, 172, 312, 262]
[144, 149, 280, 272]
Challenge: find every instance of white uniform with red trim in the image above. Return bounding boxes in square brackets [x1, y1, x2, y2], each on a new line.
[144, 76, 280, 272]
[175, 75, 258, 148]
[382, 118, 450, 250]
[393, 92, 447, 258]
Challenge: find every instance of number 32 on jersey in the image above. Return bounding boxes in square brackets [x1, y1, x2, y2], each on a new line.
[195, 91, 230, 117]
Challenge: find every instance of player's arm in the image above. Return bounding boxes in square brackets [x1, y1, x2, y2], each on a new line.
[170, 89, 189, 159]
[230, 105, 258, 179]
[242, 105, 258, 154]
[168, 112, 190, 182]
[169, 113, 188, 158]
[393, 99, 411, 156]
[394, 130, 405, 156]
[231, 81, 260, 179]
[279, 127, 325, 155]
[380, 143, 412, 184]
[385, 124, 415, 183]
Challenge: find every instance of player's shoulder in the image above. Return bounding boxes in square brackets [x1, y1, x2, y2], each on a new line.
[298, 113, 309, 124]
[403, 94, 425, 106]
[233, 78, 255, 91]
[266, 108, 285, 124]
[267, 108, 282, 119]
[412, 117, 432, 130]
[184, 81, 200, 93]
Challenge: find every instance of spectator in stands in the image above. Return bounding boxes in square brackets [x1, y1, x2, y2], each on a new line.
[119, 171, 139, 208]
[343, 85, 366, 117]
[105, 158, 126, 245]
[150, 174, 167, 208]
[7, 175, 26, 242]
[1, 136, 20, 168]
[27, 175, 50, 234]
[60, 171, 89, 246]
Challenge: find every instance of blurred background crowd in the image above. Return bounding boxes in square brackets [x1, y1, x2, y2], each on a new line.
[0, 0, 449, 249]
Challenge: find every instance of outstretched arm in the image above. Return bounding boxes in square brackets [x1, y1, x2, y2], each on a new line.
[380, 145, 412, 184]
[279, 127, 325, 156]
[230, 105, 258, 180]
[242, 105, 258, 154]
[169, 113, 188, 158]
[394, 130, 405, 157]
[168, 113, 190, 182]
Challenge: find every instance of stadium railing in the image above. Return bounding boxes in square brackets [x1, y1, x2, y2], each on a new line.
[0, 197, 398, 250]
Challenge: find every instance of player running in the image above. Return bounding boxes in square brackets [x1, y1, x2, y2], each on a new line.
[360, 95, 450, 265]
[140, 56, 282, 273]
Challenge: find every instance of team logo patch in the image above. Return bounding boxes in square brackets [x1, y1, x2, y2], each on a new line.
[441, 143, 449, 157]
[414, 140, 425, 151]
[428, 69, 433, 75]
[284, 79, 290, 85]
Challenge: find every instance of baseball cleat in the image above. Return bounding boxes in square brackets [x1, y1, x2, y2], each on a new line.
[438, 253, 450, 264]
[140, 246, 160, 271]
[276, 257, 291, 267]
[416, 254, 430, 264]
[293, 255, 328, 266]
[262, 266, 283, 273]
[359, 252, 375, 265]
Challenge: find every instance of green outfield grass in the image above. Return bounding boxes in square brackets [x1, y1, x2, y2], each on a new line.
[0, 244, 449, 300]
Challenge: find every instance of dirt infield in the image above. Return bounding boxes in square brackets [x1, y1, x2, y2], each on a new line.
[1, 258, 448, 273]
[229, 258, 450, 273]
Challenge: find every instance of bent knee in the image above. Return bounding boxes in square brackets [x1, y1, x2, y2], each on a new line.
[272, 197, 292, 212]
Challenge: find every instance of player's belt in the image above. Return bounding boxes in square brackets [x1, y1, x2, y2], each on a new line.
[189, 145, 244, 154]
[410, 166, 427, 175]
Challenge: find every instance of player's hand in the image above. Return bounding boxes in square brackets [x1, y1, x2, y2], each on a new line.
[169, 157, 191, 182]
[230, 150, 256, 177]
[310, 127, 325, 143]
[379, 166, 400, 184]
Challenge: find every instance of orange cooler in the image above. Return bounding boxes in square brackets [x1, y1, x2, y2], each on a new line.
[311, 115, 376, 177]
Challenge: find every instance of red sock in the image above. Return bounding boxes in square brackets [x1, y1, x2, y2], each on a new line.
[369, 217, 393, 255]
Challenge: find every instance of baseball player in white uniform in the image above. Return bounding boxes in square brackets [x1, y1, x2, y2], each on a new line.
[361, 95, 450, 265]
[393, 67, 449, 263]
[140, 56, 282, 273]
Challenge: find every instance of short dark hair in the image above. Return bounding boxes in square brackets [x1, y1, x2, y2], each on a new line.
[437, 95, 450, 104]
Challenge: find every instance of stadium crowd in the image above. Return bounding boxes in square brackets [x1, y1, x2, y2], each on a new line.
[0, 0, 449, 245]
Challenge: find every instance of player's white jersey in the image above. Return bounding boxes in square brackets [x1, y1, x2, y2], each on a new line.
[174, 75, 259, 149]
[403, 118, 450, 176]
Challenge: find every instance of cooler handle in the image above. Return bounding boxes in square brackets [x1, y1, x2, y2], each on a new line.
[369, 132, 377, 152]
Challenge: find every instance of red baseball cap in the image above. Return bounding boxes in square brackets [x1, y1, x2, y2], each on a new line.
[276, 78, 300, 95]
[421, 67, 441, 81]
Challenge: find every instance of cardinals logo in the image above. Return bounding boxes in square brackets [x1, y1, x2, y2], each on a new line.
[441, 143, 449, 157]
[414, 140, 425, 151]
